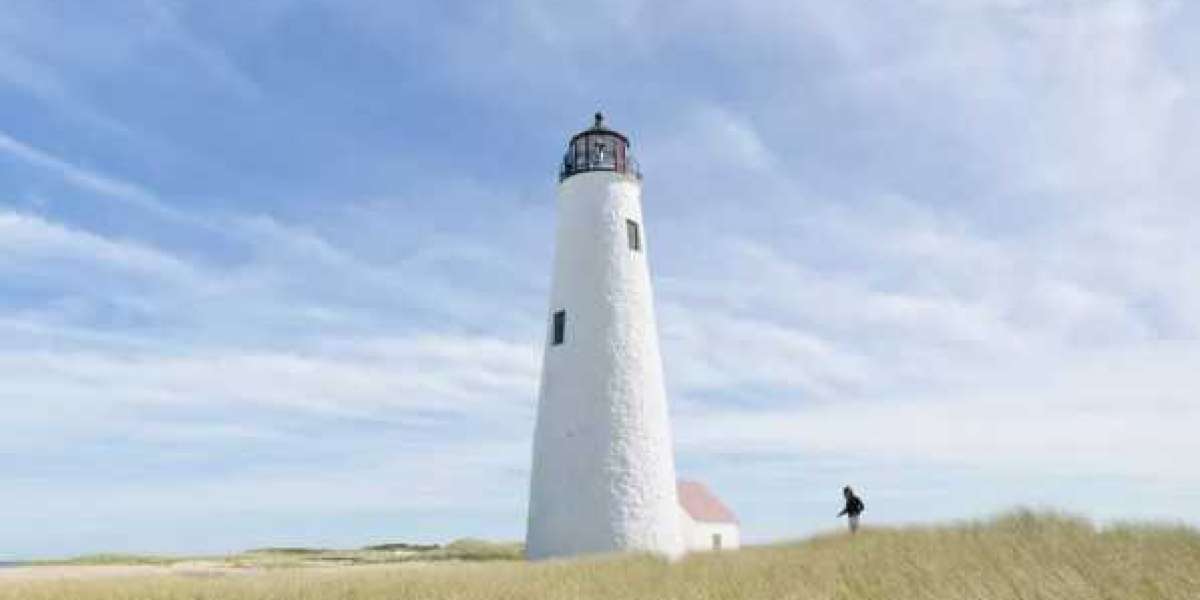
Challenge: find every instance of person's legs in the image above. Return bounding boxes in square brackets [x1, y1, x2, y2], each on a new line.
[848, 515, 860, 533]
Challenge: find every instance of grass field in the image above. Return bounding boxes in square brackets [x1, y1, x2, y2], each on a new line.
[3, 510, 1198, 599]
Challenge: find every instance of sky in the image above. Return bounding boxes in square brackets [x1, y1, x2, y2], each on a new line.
[1, 0, 1198, 559]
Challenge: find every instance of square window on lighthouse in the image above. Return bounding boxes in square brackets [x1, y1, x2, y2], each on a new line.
[552, 310, 566, 345]
[626, 219, 641, 252]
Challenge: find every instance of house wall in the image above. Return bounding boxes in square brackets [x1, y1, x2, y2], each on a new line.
[678, 507, 741, 552]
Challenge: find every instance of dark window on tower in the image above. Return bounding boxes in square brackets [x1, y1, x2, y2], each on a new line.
[626, 219, 641, 252]
[552, 310, 566, 345]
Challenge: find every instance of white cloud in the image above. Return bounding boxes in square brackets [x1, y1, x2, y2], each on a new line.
[0, 133, 152, 203]
[0, 131, 208, 226]
[661, 303, 868, 398]
[140, 1, 264, 101]
[0, 334, 536, 420]
[0, 210, 197, 283]
[675, 341, 1200, 483]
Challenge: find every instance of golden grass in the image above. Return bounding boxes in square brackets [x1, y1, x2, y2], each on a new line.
[4, 510, 1198, 599]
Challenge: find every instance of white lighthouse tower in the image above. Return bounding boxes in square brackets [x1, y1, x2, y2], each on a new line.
[525, 114, 684, 560]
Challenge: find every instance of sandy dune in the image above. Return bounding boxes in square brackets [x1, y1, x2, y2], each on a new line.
[0, 562, 257, 582]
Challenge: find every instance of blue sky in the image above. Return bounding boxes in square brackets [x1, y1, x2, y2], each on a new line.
[1, 0, 1198, 559]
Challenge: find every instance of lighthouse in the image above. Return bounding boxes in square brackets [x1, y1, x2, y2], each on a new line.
[525, 114, 684, 560]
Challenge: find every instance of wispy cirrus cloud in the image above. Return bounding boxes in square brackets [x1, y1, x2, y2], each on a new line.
[0, 132, 156, 205]
[0, 210, 197, 282]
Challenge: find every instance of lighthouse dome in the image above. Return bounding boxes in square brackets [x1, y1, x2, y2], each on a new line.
[559, 112, 641, 182]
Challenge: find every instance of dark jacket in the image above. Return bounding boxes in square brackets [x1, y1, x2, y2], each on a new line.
[838, 494, 865, 517]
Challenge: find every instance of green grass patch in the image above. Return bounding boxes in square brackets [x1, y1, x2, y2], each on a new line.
[28, 553, 183, 567]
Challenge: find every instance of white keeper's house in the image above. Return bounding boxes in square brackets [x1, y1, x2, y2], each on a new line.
[677, 480, 740, 552]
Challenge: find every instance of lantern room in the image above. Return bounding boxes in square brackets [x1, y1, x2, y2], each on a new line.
[559, 112, 642, 182]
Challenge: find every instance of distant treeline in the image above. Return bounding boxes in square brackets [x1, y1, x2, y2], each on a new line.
[246, 543, 442, 555]
[361, 543, 441, 552]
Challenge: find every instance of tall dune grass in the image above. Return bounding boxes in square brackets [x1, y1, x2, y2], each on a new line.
[4, 510, 1198, 599]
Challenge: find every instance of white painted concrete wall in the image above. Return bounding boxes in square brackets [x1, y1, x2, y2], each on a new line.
[526, 170, 683, 560]
[678, 507, 741, 552]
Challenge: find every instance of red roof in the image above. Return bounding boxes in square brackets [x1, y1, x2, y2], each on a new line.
[677, 480, 738, 524]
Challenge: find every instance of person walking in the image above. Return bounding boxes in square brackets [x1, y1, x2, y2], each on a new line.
[837, 486, 865, 533]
